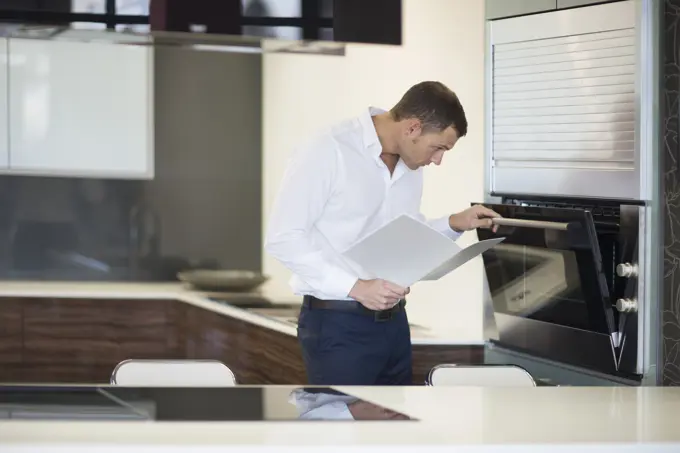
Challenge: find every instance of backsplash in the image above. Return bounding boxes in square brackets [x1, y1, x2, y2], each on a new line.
[0, 48, 263, 282]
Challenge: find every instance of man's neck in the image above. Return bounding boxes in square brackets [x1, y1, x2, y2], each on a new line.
[372, 112, 401, 175]
[372, 112, 400, 157]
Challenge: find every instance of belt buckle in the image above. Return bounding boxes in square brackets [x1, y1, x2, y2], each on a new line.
[374, 310, 392, 322]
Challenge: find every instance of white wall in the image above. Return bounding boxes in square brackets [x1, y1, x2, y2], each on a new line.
[262, 0, 486, 342]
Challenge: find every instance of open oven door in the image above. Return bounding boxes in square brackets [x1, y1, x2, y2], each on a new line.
[474, 203, 623, 376]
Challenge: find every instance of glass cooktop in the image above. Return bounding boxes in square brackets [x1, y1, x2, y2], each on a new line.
[0, 386, 414, 422]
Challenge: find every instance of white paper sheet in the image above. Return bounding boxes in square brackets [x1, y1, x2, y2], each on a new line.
[421, 237, 505, 281]
[342, 214, 505, 288]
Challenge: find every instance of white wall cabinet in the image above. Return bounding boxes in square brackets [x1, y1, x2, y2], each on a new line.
[0, 38, 8, 169]
[7, 38, 153, 179]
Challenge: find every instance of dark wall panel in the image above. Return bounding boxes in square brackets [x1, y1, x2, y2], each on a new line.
[662, 0, 680, 386]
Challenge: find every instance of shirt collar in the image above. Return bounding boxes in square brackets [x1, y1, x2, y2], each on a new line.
[360, 106, 386, 159]
[360, 107, 414, 179]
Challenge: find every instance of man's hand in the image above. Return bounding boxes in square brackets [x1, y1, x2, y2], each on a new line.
[348, 279, 409, 311]
[449, 204, 501, 233]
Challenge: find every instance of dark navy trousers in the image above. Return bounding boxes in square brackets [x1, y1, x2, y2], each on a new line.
[297, 304, 413, 385]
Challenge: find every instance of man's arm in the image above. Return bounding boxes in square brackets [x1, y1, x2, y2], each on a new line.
[422, 215, 462, 240]
[418, 205, 502, 238]
[265, 140, 358, 299]
[414, 210, 461, 240]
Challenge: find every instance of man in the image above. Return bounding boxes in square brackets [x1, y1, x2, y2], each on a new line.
[265, 81, 500, 386]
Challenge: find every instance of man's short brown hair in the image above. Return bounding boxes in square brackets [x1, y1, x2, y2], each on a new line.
[390, 81, 468, 137]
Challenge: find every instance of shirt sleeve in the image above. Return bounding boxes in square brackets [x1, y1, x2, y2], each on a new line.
[264, 138, 359, 299]
[413, 212, 462, 241]
[426, 215, 462, 240]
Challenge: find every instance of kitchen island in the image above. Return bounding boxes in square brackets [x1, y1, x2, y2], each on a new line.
[0, 281, 483, 385]
[0, 385, 678, 452]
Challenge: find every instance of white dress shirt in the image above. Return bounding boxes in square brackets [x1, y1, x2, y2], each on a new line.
[289, 389, 356, 420]
[265, 107, 460, 300]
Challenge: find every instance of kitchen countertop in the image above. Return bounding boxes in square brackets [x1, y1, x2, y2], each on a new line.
[1, 385, 679, 452]
[0, 281, 480, 345]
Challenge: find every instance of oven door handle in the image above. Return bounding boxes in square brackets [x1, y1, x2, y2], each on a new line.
[491, 218, 570, 231]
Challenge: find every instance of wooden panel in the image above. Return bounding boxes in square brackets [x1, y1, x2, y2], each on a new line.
[0, 299, 22, 364]
[0, 365, 22, 383]
[412, 345, 485, 385]
[178, 303, 306, 385]
[0, 297, 483, 385]
[22, 298, 175, 366]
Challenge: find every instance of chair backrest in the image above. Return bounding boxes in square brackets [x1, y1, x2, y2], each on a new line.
[427, 364, 536, 387]
[111, 359, 237, 387]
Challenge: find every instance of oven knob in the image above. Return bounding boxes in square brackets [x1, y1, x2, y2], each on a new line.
[616, 263, 638, 278]
[616, 298, 638, 313]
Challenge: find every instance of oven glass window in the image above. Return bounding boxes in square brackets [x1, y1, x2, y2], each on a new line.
[478, 204, 615, 335]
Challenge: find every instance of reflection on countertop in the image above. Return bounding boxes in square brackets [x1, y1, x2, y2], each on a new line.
[4, 386, 680, 448]
[0, 385, 412, 422]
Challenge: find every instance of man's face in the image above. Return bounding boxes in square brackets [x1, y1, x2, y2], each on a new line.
[399, 121, 459, 170]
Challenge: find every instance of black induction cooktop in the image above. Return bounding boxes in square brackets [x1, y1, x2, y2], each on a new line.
[0, 386, 414, 422]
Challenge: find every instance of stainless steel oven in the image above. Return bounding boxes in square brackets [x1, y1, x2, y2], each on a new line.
[476, 197, 643, 381]
[480, 0, 661, 385]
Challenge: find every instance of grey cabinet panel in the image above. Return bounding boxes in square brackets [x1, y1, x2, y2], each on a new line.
[485, 0, 556, 19]
[557, 0, 616, 8]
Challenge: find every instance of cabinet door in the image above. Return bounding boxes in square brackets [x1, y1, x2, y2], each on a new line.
[489, 1, 638, 199]
[0, 38, 8, 169]
[558, 0, 613, 8]
[8, 38, 153, 178]
[486, 0, 556, 19]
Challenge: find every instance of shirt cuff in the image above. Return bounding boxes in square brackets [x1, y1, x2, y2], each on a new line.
[321, 267, 359, 299]
[428, 215, 462, 240]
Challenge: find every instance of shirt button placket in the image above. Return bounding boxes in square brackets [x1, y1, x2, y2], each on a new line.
[384, 171, 392, 218]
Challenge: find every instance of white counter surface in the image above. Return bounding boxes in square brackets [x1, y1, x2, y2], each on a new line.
[1, 386, 679, 452]
[0, 281, 479, 345]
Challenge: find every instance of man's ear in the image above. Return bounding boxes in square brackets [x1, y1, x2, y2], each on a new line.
[404, 119, 422, 138]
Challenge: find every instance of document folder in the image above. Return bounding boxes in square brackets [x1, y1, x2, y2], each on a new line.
[343, 214, 504, 288]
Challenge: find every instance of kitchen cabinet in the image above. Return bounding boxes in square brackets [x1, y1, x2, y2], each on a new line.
[557, 0, 617, 8]
[0, 300, 22, 367]
[0, 296, 484, 385]
[488, 0, 640, 199]
[21, 298, 175, 367]
[0, 38, 8, 169]
[485, 0, 556, 20]
[7, 38, 154, 179]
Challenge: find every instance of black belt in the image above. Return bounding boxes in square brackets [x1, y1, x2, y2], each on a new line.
[302, 295, 405, 322]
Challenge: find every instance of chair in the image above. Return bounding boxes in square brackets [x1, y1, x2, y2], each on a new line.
[110, 359, 237, 386]
[426, 364, 536, 387]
